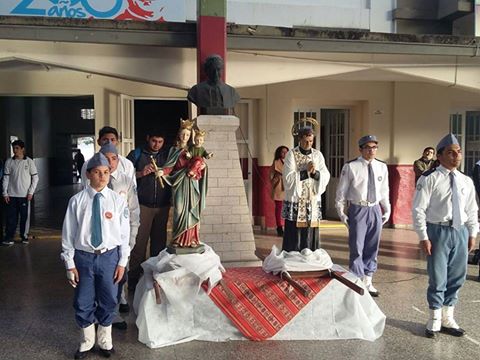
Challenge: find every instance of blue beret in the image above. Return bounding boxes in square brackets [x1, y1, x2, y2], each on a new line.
[86, 152, 109, 171]
[99, 142, 118, 155]
[436, 133, 459, 152]
[358, 135, 378, 147]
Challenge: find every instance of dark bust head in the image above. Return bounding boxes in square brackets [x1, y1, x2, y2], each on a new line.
[204, 55, 224, 84]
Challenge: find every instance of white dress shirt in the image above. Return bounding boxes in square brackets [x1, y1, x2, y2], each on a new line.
[335, 157, 390, 216]
[2, 156, 39, 197]
[81, 155, 136, 187]
[412, 165, 479, 241]
[61, 185, 130, 269]
[110, 169, 140, 250]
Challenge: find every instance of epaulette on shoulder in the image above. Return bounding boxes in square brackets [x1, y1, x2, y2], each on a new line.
[422, 167, 437, 177]
[346, 158, 357, 164]
[375, 158, 386, 164]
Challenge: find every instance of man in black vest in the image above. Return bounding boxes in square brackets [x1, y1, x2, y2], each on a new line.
[126, 131, 171, 292]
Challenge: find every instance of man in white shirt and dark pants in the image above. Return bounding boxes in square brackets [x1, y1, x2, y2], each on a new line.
[412, 133, 478, 339]
[2, 139, 39, 245]
[61, 152, 130, 359]
[335, 135, 390, 297]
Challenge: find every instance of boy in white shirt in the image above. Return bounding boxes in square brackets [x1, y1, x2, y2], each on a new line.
[61, 152, 130, 359]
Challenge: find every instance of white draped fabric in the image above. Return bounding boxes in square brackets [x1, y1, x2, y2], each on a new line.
[262, 245, 333, 274]
[133, 252, 386, 348]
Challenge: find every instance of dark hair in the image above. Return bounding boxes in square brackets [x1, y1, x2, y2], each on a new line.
[423, 147, 435, 153]
[147, 130, 166, 139]
[298, 128, 314, 138]
[11, 139, 25, 148]
[437, 147, 444, 155]
[273, 146, 289, 161]
[98, 126, 119, 140]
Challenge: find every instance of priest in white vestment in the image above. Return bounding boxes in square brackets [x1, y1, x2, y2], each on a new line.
[282, 119, 330, 251]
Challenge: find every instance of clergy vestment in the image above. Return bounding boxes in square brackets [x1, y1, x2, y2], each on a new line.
[281, 146, 330, 251]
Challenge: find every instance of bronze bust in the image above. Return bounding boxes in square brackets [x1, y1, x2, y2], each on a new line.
[187, 54, 240, 115]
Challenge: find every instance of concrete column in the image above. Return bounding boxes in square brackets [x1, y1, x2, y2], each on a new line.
[197, 115, 257, 263]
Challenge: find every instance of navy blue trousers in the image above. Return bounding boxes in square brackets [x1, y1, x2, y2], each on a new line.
[347, 204, 382, 278]
[5, 197, 28, 241]
[73, 248, 119, 328]
[426, 223, 468, 309]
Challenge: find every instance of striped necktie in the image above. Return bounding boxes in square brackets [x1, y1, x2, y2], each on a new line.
[91, 193, 103, 248]
[449, 172, 462, 230]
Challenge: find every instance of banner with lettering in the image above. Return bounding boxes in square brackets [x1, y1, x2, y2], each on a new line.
[0, 0, 186, 22]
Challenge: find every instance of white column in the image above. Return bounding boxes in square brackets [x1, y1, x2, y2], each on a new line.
[197, 115, 257, 262]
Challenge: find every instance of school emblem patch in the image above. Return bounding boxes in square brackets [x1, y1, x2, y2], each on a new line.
[105, 211, 113, 219]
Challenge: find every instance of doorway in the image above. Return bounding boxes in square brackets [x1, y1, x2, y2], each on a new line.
[133, 99, 189, 149]
[322, 109, 350, 219]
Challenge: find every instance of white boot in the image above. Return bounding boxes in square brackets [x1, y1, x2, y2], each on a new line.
[78, 323, 95, 352]
[426, 308, 442, 331]
[441, 306, 465, 336]
[97, 325, 113, 351]
[425, 308, 442, 338]
[363, 275, 379, 297]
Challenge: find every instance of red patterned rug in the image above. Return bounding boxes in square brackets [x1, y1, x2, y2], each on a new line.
[205, 267, 333, 341]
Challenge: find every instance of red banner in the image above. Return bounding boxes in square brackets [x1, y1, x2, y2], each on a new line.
[206, 267, 332, 341]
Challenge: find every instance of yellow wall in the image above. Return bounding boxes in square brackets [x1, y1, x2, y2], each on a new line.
[239, 79, 394, 165]
[239, 79, 480, 166]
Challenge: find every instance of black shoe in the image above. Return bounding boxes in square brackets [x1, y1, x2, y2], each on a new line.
[440, 326, 465, 337]
[425, 329, 438, 338]
[21, 237, 29, 244]
[1, 240, 14, 246]
[98, 347, 114, 358]
[74, 348, 94, 359]
[119, 303, 130, 313]
[276, 227, 284, 237]
[369, 290, 380, 297]
[112, 321, 127, 330]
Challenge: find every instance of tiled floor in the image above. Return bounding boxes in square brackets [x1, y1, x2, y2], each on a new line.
[1, 186, 480, 359]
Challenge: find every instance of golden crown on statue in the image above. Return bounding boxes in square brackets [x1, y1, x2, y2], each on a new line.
[195, 129, 207, 137]
[180, 118, 195, 130]
[291, 117, 319, 137]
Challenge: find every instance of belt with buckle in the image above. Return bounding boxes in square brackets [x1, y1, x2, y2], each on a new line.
[428, 220, 453, 227]
[351, 200, 377, 207]
[93, 248, 109, 255]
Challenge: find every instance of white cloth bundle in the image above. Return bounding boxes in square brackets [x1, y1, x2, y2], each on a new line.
[262, 245, 333, 274]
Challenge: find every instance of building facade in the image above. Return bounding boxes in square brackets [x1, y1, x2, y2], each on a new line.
[0, 0, 479, 231]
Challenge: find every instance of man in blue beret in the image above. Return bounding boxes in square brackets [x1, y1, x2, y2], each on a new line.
[335, 135, 391, 297]
[413, 133, 478, 338]
[61, 152, 130, 358]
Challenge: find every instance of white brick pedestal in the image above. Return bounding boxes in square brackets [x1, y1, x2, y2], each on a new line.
[197, 115, 257, 263]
